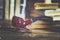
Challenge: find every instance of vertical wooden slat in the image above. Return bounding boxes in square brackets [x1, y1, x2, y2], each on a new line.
[15, 0, 21, 17]
[10, 0, 15, 20]
[5, 0, 10, 20]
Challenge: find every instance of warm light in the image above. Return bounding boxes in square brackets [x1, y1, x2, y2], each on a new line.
[34, 0, 58, 9]
[45, 10, 60, 16]
[53, 16, 60, 21]
[45, 0, 51, 4]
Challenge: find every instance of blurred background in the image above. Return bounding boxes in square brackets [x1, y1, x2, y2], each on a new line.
[0, 0, 60, 40]
[0, 0, 60, 27]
